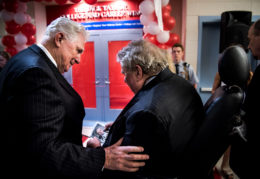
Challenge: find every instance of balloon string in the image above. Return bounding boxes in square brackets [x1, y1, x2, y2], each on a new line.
[154, 0, 163, 31]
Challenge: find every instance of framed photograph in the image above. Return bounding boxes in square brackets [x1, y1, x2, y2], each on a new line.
[90, 122, 108, 146]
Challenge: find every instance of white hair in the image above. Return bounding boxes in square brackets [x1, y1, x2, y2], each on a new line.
[41, 17, 88, 43]
[117, 39, 169, 76]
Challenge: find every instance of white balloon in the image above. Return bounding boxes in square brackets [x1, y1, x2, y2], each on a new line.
[143, 25, 149, 34]
[15, 33, 28, 45]
[162, 0, 169, 6]
[140, 14, 153, 26]
[17, 2, 27, 12]
[156, 31, 170, 43]
[1, 10, 14, 22]
[14, 12, 27, 25]
[26, 14, 32, 23]
[139, 0, 154, 15]
[147, 21, 160, 35]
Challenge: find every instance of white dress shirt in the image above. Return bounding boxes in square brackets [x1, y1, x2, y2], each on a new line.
[37, 44, 57, 68]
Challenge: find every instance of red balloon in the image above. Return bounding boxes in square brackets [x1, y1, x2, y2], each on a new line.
[163, 16, 176, 31]
[55, 0, 67, 5]
[162, 4, 172, 13]
[70, 0, 81, 3]
[162, 11, 170, 19]
[44, 0, 53, 2]
[158, 43, 168, 50]
[21, 23, 36, 37]
[26, 35, 36, 45]
[5, 46, 17, 56]
[153, 7, 170, 22]
[3, 0, 19, 13]
[165, 33, 180, 46]
[84, 0, 97, 5]
[143, 33, 158, 45]
[2, 35, 16, 47]
[5, 20, 21, 34]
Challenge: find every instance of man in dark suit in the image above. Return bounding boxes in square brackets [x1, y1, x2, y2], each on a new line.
[230, 18, 260, 179]
[0, 17, 149, 178]
[101, 40, 205, 179]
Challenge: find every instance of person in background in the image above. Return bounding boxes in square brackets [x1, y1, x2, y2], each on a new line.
[172, 43, 199, 88]
[0, 50, 10, 72]
[230, 18, 260, 179]
[0, 17, 149, 178]
[100, 39, 204, 179]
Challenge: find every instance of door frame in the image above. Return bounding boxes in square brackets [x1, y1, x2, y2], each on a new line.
[82, 29, 143, 126]
[197, 16, 221, 104]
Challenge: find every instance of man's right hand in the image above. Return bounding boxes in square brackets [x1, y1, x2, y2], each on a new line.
[104, 122, 113, 131]
[104, 138, 149, 172]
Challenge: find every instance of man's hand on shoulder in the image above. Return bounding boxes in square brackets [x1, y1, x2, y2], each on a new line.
[104, 138, 149, 172]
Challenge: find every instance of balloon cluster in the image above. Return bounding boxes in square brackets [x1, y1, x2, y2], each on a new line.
[139, 0, 180, 49]
[0, 0, 97, 56]
[0, 0, 36, 56]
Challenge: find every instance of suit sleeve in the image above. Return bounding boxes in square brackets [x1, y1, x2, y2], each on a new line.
[122, 111, 164, 149]
[121, 111, 172, 173]
[16, 67, 105, 177]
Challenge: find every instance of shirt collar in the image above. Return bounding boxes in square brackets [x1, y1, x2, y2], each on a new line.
[176, 60, 184, 65]
[144, 75, 157, 86]
[37, 44, 57, 67]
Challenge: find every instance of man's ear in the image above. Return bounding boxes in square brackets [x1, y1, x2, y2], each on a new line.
[135, 65, 144, 81]
[54, 32, 64, 47]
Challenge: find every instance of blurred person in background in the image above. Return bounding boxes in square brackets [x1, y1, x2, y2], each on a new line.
[172, 43, 199, 88]
[0, 50, 10, 72]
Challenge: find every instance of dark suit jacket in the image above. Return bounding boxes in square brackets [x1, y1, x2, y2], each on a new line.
[230, 64, 260, 179]
[101, 68, 205, 179]
[0, 45, 105, 178]
[244, 64, 260, 149]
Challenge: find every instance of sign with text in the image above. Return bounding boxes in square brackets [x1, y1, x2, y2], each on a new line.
[81, 19, 142, 30]
[46, 0, 142, 30]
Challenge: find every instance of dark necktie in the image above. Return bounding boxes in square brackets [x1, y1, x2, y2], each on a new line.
[175, 64, 179, 75]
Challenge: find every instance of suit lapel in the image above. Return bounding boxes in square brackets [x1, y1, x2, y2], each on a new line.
[29, 45, 81, 99]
